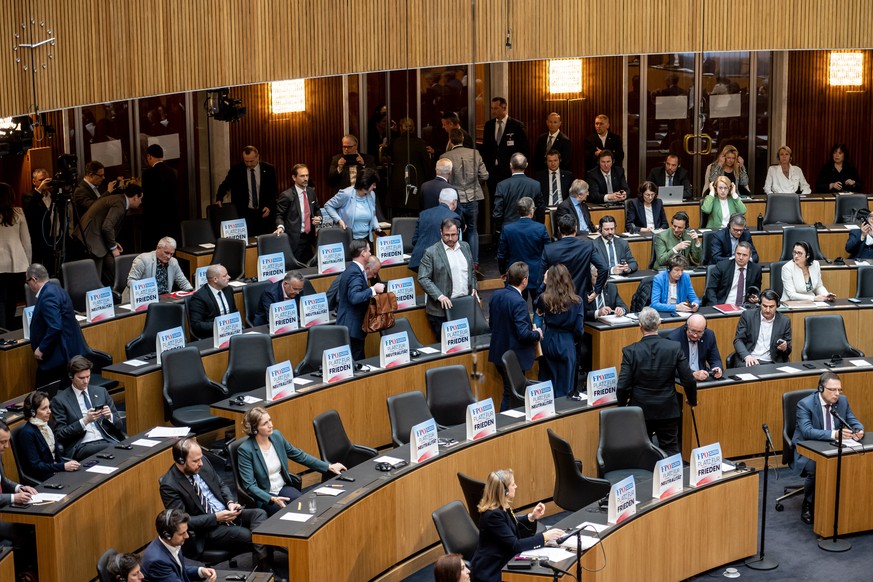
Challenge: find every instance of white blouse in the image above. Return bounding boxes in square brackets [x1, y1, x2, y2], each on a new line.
[763, 165, 811, 195]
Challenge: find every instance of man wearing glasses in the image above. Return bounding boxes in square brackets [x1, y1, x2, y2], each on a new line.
[72, 161, 118, 219]
[793, 372, 864, 525]
[665, 313, 723, 381]
[327, 135, 375, 194]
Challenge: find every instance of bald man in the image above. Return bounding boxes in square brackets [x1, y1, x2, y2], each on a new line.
[665, 313, 723, 381]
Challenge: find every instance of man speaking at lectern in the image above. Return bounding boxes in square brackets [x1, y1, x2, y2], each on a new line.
[793, 372, 864, 525]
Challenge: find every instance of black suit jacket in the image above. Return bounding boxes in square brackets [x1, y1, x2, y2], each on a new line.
[275, 186, 319, 250]
[584, 131, 623, 171]
[481, 116, 529, 186]
[188, 284, 237, 338]
[554, 197, 595, 233]
[702, 259, 763, 306]
[493, 174, 543, 232]
[587, 166, 630, 204]
[733, 308, 792, 364]
[665, 326, 723, 372]
[617, 334, 697, 419]
[216, 162, 278, 214]
[584, 282, 628, 320]
[17, 421, 64, 482]
[709, 227, 759, 264]
[50, 385, 125, 457]
[142, 161, 179, 231]
[625, 197, 668, 233]
[327, 153, 376, 192]
[541, 236, 608, 298]
[469, 508, 542, 582]
[536, 169, 574, 205]
[532, 131, 572, 172]
[420, 176, 454, 211]
[647, 166, 693, 199]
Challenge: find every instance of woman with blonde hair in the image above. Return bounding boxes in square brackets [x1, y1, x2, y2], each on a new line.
[0, 182, 31, 329]
[707, 145, 749, 197]
[701, 175, 747, 229]
[763, 145, 811, 194]
[536, 264, 585, 398]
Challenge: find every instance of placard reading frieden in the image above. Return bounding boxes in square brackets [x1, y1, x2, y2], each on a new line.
[130, 278, 159, 312]
[465, 398, 496, 441]
[156, 326, 186, 365]
[22, 306, 34, 340]
[269, 299, 299, 335]
[409, 418, 439, 464]
[212, 312, 242, 349]
[440, 318, 470, 354]
[586, 367, 618, 405]
[321, 345, 354, 384]
[86, 286, 115, 323]
[376, 235, 404, 265]
[607, 475, 636, 524]
[194, 267, 209, 290]
[220, 219, 248, 241]
[524, 380, 556, 422]
[257, 252, 285, 282]
[317, 243, 346, 274]
[387, 277, 416, 309]
[299, 293, 329, 327]
[689, 442, 722, 487]
[652, 453, 684, 500]
[266, 360, 295, 401]
[379, 331, 410, 368]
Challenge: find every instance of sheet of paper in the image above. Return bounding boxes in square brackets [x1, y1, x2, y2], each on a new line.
[850, 359, 872, 367]
[842, 438, 862, 448]
[417, 347, 439, 354]
[313, 487, 344, 496]
[280, 512, 314, 523]
[736, 373, 757, 381]
[722, 462, 737, 472]
[501, 409, 526, 418]
[75, 314, 87, 322]
[854, 259, 868, 265]
[146, 426, 190, 438]
[608, 275, 627, 280]
[521, 547, 578, 561]
[118, 304, 133, 311]
[86, 465, 118, 475]
[228, 281, 246, 287]
[777, 366, 802, 374]
[241, 395, 262, 403]
[32, 493, 66, 503]
[575, 521, 609, 533]
[373, 455, 405, 465]
[813, 302, 831, 307]
[292, 377, 313, 386]
[123, 359, 148, 367]
[132, 438, 160, 447]
[674, 312, 692, 319]
[845, 224, 860, 230]
[199, 243, 216, 248]
[558, 535, 600, 552]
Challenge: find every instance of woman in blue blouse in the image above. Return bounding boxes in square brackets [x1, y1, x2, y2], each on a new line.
[323, 167, 385, 240]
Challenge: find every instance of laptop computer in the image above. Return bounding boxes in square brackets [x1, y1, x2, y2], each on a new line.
[658, 185, 684, 202]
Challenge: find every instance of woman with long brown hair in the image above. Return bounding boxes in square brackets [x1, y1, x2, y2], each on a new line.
[535, 263, 585, 397]
[0, 182, 31, 329]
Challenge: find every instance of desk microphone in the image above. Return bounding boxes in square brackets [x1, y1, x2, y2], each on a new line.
[762, 424, 776, 452]
[541, 560, 573, 577]
[830, 407, 859, 436]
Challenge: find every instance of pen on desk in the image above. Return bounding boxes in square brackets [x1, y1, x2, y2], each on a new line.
[297, 502, 302, 510]
[31, 501, 53, 506]
[325, 484, 343, 488]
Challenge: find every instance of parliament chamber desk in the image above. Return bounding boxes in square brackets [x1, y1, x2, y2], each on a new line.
[251, 398, 613, 582]
[211, 339, 502, 474]
[0, 431, 176, 582]
[797, 436, 873, 537]
[0, 547, 12, 581]
[504, 468, 758, 582]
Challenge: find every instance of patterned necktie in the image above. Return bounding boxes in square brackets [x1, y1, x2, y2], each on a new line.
[735, 267, 745, 306]
[551, 172, 559, 205]
[825, 404, 832, 431]
[250, 168, 259, 208]
[190, 476, 212, 513]
[605, 173, 613, 194]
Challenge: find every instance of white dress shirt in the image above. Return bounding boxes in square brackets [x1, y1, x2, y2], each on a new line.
[73, 386, 105, 444]
[750, 315, 774, 361]
[443, 242, 469, 298]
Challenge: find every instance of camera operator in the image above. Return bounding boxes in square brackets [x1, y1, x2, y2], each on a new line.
[845, 209, 873, 260]
[22, 169, 55, 268]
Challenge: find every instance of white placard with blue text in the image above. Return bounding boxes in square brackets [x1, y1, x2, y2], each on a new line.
[690, 442, 722, 487]
[441, 318, 470, 354]
[257, 252, 285, 282]
[322, 344, 354, 384]
[156, 326, 186, 365]
[380, 331, 410, 368]
[86, 286, 115, 322]
[300, 293, 330, 327]
[525, 381, 556, 421]
[607, 475, 636, 524]
[266, 360, 295, 401]
[388, 277, 416, 309]
[269, 299, 299, 335]
[130, 277, 159, 312]
[194, 267, 209, 290]
[466, 398, 496, 441]
[586, 367, 618, 405]
[376, 235, 404, 265]
[410, 418, 439, 464]
[220, 219, 248, 241]
[22, 306, 34, 340]
[213, 312, 242, 349]
[317, 243, 346, 274]
[653, 453, 684, 500]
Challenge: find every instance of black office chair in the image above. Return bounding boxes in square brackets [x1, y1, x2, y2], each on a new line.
[313, 227, 353, 264]
[801, 315, 863, 361]
[222, 334, 276, 396]
[61, 258, 103, 312]
[112, 253, 137, 304]
[856, 265, 873, 298]
[779, 226, 827, 261]
[386, 391, 433, 446]
[700, 230, 717, 266]
[769, 260, 789, 300]
[833, 193, 868, 224]
[227, 436, 257, 507]
[775, 389, 817, 511]
[700, 264, 718, 306]
[257, 233, 307, 269]
[212, 237, 246, 280]
[180, 218, 216, 247]
[379, 317, 425, 350]
[241, 280, 271, 328]
[432, 501, 479, 562]
[500, 350, 537, 404]
[10, 424, 42, 486]
[547, 429, 611, 511]
[295, 325, 350, 375]
[597, 407, 668, 483]
[725, 351, 743, 369]
[762, 193, 804, 226]
[390, 217, 418, 253]
[73, 325, 119, 392]
[25, 277, 60, 306]
[312, 409, 377, 481]
[446, 295, 489, 336]
[549, 208, 560, 241]
[207, 203, 239, 238]
[161, 346, 230, 433]
[425, 365, 475, 426]
[96, 548, 117, 582]
[125, 302, 186, 359]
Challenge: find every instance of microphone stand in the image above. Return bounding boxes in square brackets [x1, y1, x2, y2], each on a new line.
[745, 424, 778, 570]
[555, 527, 583, 581]
[819, 409, 852, 552]
[689, 405, 701, 448]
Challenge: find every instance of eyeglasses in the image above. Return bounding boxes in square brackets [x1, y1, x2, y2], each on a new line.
[824, 387, 843, 393]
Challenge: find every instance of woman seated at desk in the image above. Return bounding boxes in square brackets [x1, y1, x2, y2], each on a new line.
[816, 143, 863, 193]
[625, 181, 668, 234]
[781, 241, 833, 302]
[701, 176, 747, 229]
[434, 553, 471, 582]
[106, 553, 144, 582]
[470, 469, 563, 582]
[237, 407, 347, 515]
[763, 145, 811, 195]
[17, 390, 80, 482]
[650, 254, 700, 316]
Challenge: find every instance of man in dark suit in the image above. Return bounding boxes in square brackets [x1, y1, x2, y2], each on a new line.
[141, 509, 216, 582]
[216, 145, 278, 236]
[142, 144, 179, 247]
[327, 134, 376, 194]
[252, 271, 312, 327]
[488, 262, 543, 410]
[703, 242, 762, 306]
[26, 263, 86, 388]
[493, 153, 543, 238]
[793, 372, 864, 524]
[554, 179, 595, 233]
[541, 214, 608, 299]
[420, 158, 455, 211]
[188, 264, 237, 339]
[583, 114, 623, 171]
[536, 150, 574, 206]
[617, 307, 697, 455]
[709, 214, 759, 264]
[846, 212, 873, 259]
[75, 185, 143, 285]
[665, 314, 723, 381]
[72, 160, 117, 221]
[647, 153, 693, 200]
[274, 164, 322, 263]
[336, 239, 387, 360]
[584, 267, 628, 320]
[408, 188, 462, 271]
[418, 219, 477, 337]
[22, 168, 55, 269]
[481, 97, 529, 197]
[497, 197, 550, 299]
[0, 420, 38, 577]
[532, 113, 572, 173]
[50, 355, 125, 460]
[733, 289, 792, 366]
[593, 215, 638, 274]
[159, 437, 269, 567]
[587, 150, 630, 204]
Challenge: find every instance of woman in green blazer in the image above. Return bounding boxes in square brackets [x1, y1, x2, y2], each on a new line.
[237, 407, 346, 515]
[701, 175, 747, 229]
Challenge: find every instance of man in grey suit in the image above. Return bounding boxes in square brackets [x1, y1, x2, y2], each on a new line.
[592, 215, 638, 275]
[440, 129, 489, 271]
[733, 289, 791, 366]
[75, 183, 143, 286]
[417, 218, 478, 337]
[124, 236, 192, 302]
[492, 153, 544, 240]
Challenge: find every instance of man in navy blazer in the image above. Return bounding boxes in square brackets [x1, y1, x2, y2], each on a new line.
[420, 159, 454, 211]
[497, 197, 550, 299]
[554, 180, 596, 234]
[408, 188, 463, 271]
[488, 263, 543, 410]
[252, 271, 314, 327]
[793, 372, 864, 524]
[703, 242, 762, 306]
[141, 509, 216, 582]
[587, 150, 630, 204]
[536, 151, 574, 206]
[709, 215, 759, 264]
[336, 239, 387, 360]
[845, 213, 873, 259]
[188, 265, 237, 339]
[665, 314, 723, 381]
[493, 153, 544, 238]
[26, 263, 86, 388]
[215, 145, 278, 236]
[540, 214, 608, 299]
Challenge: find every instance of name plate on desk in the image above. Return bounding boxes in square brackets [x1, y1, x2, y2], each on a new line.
[441, 318, 470, 354]
[266, 360, 295, 401]
[194, 266, 209, 290]
[130, 277, 159, 312]
[586, 367, 617, 405]
[376, 235, 404, 265]
[269, 299, 299, 335]
[258, 252, 285, 282]
[322, 344, 354, 383]
[300, 293, 329, 327]
[379, 331, 410, 368]
[22, 306, 34, 339]
[608, 475, 637, 524]
[317, 243, 346, 274]
[653, 453, 684, 500]
[86, 286, 114, 322]
[465, 398, 496, 441]
[690, 442, 722, 487]
[525, 381, 556, 422]
[220, 219, 248, 241]
[213, 312, 242, 349]
[410, 418, 439, 464]
[388, 277, 416, 309]
[156, 326, 186, 364]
